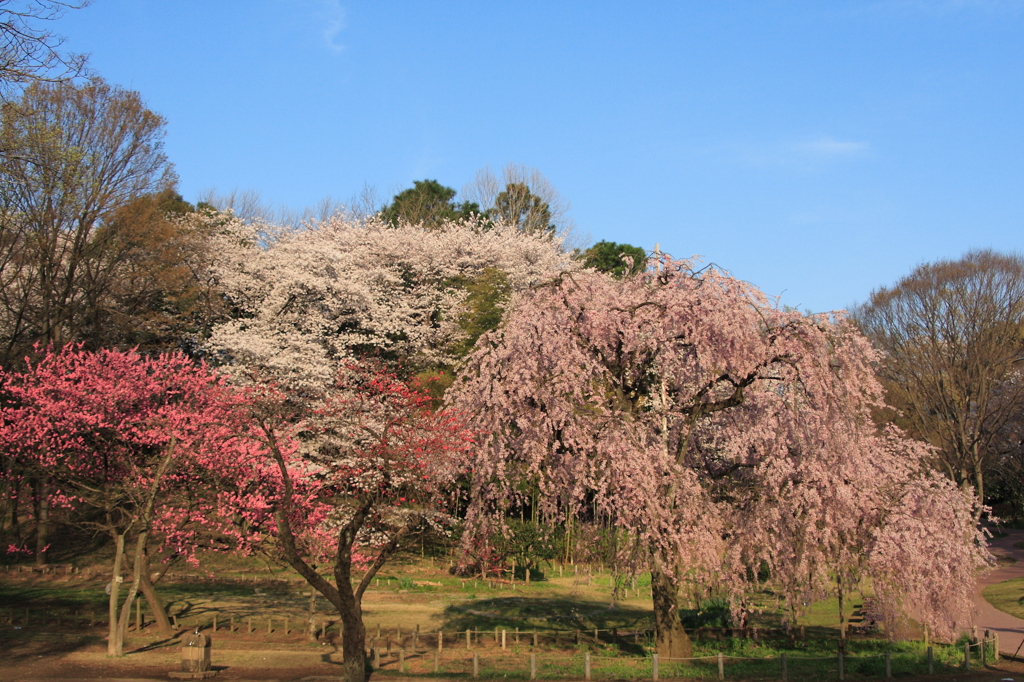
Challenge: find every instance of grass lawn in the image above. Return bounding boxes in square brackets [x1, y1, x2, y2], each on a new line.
[983, 576, 1024, 620]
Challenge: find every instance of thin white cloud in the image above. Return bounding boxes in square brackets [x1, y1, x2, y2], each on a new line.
[794, 136, 870, 157]
[315, 0, 346, 53]
[714, 135, 871, 169]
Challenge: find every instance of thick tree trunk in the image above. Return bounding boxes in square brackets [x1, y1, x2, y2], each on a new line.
[651, 563, 692, 659]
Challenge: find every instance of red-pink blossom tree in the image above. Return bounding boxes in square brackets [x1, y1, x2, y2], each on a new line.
[0, 346, 256, 655]
[230, 362, 474, 682]
[449, 258, 989, 656]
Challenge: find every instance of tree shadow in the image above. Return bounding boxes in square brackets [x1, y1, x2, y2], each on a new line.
[439, 596, 651, 633]
[0, 629, 105, 663]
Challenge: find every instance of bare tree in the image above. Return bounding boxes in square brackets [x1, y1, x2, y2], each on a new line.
[463, 162, 576, 236]
[0, 1, 89, 98]
[854, 250, 1024, 512]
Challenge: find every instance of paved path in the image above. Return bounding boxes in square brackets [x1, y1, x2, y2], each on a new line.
[975, 529, 1024, 656]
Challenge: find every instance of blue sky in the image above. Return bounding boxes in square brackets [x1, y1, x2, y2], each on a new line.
[59, 1, 1022, 313]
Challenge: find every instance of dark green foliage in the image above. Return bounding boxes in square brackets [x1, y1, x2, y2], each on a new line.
[493, 520, 560, 574]
[381, 179, 480, 230]
[582, 241, 647, 278]
[680, 597, 733, 628]
[490, 182, 556, 236]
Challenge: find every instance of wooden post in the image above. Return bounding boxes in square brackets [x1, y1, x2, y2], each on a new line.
[212, 612, 217, 632]
[502, 629, 506, 649]
[438, 630, 443, 653]
[594, 627, 599, 642]
[467, 629, 471, 649]
[172, 614, 178, 629]
[995, 633, 1000, 662]
[531, 653, 537, 680]
[267, 617, 272, 634]
[838, 651, 844, 681]
[473, 651, 479, 678]
[885, 651, 891, 678]
[247, 617, 253, 634]
[230, 616, 235, 633]
[653, 653, 660, 681]
[585, 651, 591, 680]
[434, 649, 440, 673]
[136, 599, 141, 631]
[927, 646, 933, 675]
[399, 649, 405, 673]
[374, 647, 380, 668]
[284, 617, 289, 635]
[719, 652, 725, 681]
[964, 641, 970, 670]
[781, 653, 787, 682]
[533, 631, 538, 647]
[983, 635, 987, 667]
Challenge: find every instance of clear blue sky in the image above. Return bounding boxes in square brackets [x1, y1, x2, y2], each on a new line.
[59, 1, 1022, 313]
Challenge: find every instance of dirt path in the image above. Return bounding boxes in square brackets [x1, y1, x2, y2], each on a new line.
[975, 529, 1024, 656]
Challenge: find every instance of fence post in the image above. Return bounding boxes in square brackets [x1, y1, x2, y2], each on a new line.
[247, 617, 252, 634]
[781, 653, 787, 682]
[473, 651, 479, 678]
[466, 629, 471, 649]
[267, 617, 272, 635]
[531, 653, 537, 680]
[964, 641, 970, 670]
[399, 649, 405, 673]
[927, 646, 933, 675]
[652, 654, 659, 682]
[434, 650, 440, 673]
[885, 650, 891, 678]
[212, 612, 217, 632]
[995, 633, 1000, 662]
[838, 651, 844, 681]
[533, 630, 538, 648]
[983, 635, 987, 667]
[438, 630, 443, 653]
[373, 647, 380, 669]
[585, 651, 591, 680]
[719, 652, 725, 681]
[502, 629, 507, 649]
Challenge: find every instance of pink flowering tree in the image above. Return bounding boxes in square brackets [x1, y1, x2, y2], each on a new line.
[229, 361, 474, 682]
[449, 258, 989, 656]
[0, 346, 256, 655]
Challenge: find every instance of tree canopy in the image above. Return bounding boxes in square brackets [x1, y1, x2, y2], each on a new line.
[380, 179, 480, 230]
[582, 240, 647, 277]
[854, 249, 1024, 513]
[450, 259, 988, 655]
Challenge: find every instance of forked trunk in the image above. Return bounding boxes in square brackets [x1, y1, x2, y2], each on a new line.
[651, 564, 692, 659]
[138, 552, 173, 637]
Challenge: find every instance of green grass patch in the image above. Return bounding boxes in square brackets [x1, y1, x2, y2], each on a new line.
[983, 576, 1024, 619]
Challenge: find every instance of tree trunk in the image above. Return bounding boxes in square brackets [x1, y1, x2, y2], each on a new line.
[33, 477, 49, 566]
[651, 563, 692, 659]
[138, 551, 173, 637]
[107, 532, 125, 656]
